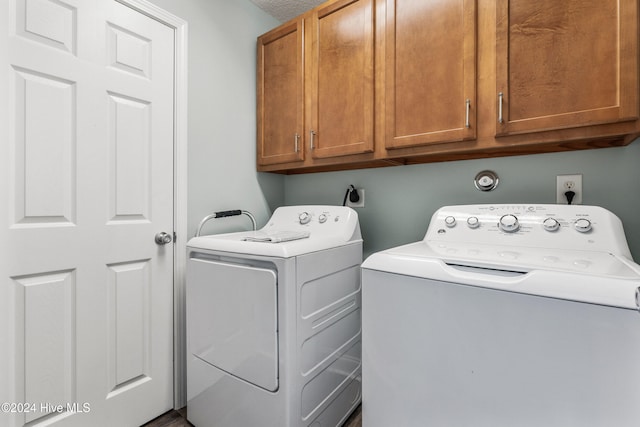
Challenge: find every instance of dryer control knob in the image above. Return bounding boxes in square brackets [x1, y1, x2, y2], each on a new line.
[574, 218, 592, 233]
[466, 216, 480, 229]
[318, 213, 327, 224]
[298, 212, 311, 225]
[499, 214, 519, 232]
[444, 216, 457, 228]
[543, 217, 560, 232]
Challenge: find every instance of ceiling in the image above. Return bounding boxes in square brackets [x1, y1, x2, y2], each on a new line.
[249, 0, 326, 23]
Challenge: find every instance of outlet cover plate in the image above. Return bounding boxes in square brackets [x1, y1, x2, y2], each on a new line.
[346, 189, 365, 208]
[556, 174, 582, 204]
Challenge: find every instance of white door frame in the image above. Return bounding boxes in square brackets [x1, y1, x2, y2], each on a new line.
[115, 0, 188, 409]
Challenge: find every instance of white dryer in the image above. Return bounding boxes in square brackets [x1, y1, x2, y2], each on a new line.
[362, 204, 640, 427]
[187, 206, 362, 427]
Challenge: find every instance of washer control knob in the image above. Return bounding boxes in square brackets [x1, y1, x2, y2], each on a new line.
[543, 217, 560, 232]
[574, 218, 592, 233]
[466, 216, 480, 229]
[318, 213, 327, 224]
[499, 214, 519, 232]
[298, 212, 311, 225]
[444, 216, 457, 228]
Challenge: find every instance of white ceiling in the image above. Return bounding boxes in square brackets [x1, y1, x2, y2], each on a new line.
[249, 0, 326, 23]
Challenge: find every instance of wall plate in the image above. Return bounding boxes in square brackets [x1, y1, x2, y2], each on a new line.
[346, 189, 365, 208]
[556, 174, 582, 204]
[474, 170, 499, 191]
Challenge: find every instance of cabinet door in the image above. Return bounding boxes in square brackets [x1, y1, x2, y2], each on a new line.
[308, 0, 375, 159]
[496, 0, 638, 136]
[385, 0, 476, 150]
[257, 21, 304, 165]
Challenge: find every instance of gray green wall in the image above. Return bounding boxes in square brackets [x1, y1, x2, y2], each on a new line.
[283, 142, 640, 259]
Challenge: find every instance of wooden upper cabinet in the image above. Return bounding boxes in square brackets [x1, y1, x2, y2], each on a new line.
[385, 0, 477, 150]
[257, 20, 304, 166]
[257, 0, 640, 173]
[307, 0, 375, 158]
[496, 0, 639, 136]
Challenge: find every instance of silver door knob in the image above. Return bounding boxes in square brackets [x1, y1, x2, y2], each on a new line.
[155, 232, 172, 245]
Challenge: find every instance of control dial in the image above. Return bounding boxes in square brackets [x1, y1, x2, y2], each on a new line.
[444, 216, 457, 228]
[466, 216, 480, 229]
[542, 218, 560, 232]
[499, 214, 520, 233]
[318, 213, 327, 224]
[298, 212, 311, 225]
[574, 218, 592, 233]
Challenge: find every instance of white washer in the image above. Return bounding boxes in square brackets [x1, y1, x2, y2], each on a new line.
[362, 204, 640, 427]
[187, 205, 362, 427]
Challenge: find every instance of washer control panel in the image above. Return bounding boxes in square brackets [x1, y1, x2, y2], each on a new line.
[426, 204, 631, 257]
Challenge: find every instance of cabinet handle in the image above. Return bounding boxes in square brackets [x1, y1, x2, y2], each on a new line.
[310, 130, 316, 150]
[465, 99, 471, 128]
[498, 92, 504, 124]
[294, 133, 300, 153]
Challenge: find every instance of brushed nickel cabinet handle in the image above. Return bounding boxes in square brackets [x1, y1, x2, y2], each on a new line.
[465, 99, 471, 128]
[294, 133, 300, 152]
[498, 92, 504, 124]
[310, 130, 316, 150]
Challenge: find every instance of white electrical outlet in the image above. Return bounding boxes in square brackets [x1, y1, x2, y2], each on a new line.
[346, 189, 365, 208]
[556, 174, 582, 204]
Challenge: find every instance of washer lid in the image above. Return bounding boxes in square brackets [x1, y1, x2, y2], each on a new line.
[415, 241, 639, 278]
[362, 242, 640, 310]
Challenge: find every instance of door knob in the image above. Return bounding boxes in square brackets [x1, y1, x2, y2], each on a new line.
[155, 232, 173, 245]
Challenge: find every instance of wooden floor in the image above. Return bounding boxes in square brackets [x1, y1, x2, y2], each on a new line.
[142, 404, 362, 427]
[142, 407, 191, 427]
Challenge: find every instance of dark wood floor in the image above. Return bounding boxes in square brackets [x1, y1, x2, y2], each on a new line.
[142, 407, 192, 427]
[142, 404, 362, 427]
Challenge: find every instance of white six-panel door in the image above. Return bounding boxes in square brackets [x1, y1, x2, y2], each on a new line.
[0, 1, 176, 425]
